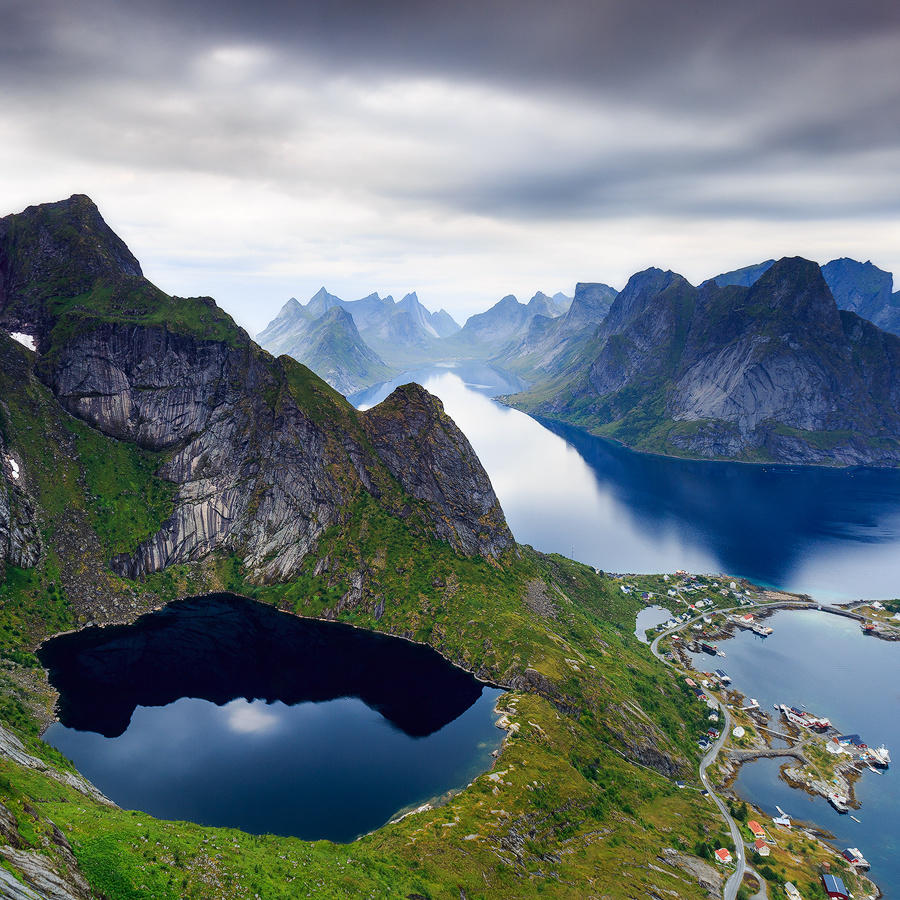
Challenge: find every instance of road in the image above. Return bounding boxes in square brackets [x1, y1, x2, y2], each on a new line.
[650, 620, 745, 900]
[644, 590, 887, 899]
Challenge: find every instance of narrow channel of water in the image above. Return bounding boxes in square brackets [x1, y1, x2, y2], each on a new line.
[40, 594, 504, 842]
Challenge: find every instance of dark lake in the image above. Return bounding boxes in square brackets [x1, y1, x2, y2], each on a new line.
[354, 363, 900, 601]
[39, 594, 503, 842]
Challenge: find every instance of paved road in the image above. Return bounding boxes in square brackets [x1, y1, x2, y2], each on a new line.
[650, 620, 745, 900]
[645, 592, 887, 899]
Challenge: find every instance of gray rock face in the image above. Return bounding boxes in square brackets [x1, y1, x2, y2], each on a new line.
[362, 384, 513, 558]
[0, 433, 42, 572]
[45, 321, 512, 580]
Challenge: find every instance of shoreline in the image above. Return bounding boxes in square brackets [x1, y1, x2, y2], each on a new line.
[508, 405, 900, 473]
[656, 601, 888, 898]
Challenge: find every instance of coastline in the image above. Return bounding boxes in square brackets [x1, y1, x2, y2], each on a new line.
[652, 595, 890, 899]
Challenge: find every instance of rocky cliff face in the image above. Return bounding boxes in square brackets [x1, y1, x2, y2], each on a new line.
[0, 196, 514, 582]
[362, 384, 511, 558]
[0, 427, 42, 574]
[510, 258, 900, 466]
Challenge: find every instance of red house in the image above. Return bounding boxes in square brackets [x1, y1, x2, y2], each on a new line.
[822, 873, 849, 900]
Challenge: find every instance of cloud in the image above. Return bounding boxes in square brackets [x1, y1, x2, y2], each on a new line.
[225, 699, 281, 735]
[1, 0, 900, 329]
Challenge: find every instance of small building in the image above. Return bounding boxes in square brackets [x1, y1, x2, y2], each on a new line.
[753, 839, 769, 857]
[714, 848, 732, 864]
[783, 884, 802, 900]
[747, 820, 766, 839]
[821, 873, 849, 900]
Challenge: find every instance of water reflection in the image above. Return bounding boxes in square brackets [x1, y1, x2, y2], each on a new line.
[357, 363, 900, 599]
[40, 595, 504, 841]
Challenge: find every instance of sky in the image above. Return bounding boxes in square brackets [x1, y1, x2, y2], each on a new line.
[2, 0, 900, 333]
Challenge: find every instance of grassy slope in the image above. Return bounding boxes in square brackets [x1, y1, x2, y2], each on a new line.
[0, 340, 736, 898]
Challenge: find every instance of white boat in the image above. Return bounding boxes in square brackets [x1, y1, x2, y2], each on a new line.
[867, 745, 891, 767]
[828, 792, 850, 813]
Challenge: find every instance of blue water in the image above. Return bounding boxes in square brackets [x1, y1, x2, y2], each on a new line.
[634, 606, 673, 643]
[355, 363, 900, 601]
[41, 595, 503, 842]
[685, 610, 899, 889]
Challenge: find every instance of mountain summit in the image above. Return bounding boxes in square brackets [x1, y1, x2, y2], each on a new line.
[509, 257, 900, 466]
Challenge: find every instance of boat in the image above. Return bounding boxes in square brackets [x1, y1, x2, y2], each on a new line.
[842, 847, 870, 869]
[866, 744, 891, 767]
[828, 792, 850, 813]
[779, 704, 831, 731]
[751, 623, 773, 636]
[700, 642, 718, 655]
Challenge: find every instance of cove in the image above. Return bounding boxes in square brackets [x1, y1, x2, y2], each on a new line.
[354, 363, 900, 600]
[39, 594, 504, 842]
[684, 610, 899, 887]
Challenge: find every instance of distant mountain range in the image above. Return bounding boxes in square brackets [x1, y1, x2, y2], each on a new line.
[261, 255, 900, 467]
[257, 287, 576, 394]
[509, 258, 900, 466]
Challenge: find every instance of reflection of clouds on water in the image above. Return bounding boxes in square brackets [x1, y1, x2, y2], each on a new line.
[357, 364, 900, 598]
[225, 699, 280, 735]
[418, 371, 717, 575]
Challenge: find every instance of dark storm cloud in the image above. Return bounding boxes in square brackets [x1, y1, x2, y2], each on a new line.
[3, 0, 900, 326]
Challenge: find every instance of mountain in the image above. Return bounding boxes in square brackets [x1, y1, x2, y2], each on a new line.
[288, 306, 394, 396]
[708, 259, 775, 288]
[492, 281, 618, 376]
[453, 291, 571, 352]
[256, 297, 393, 396]
[259, 288, 460, 373]
[0, 195, 512, 584]
[431, 307, 460, 337]
[509, 257, 900, 466]
[711, 257, 900, 336]
[0, 195, 734, 900]
[821, 258, 900, 335]
[550, 291, 573, 314]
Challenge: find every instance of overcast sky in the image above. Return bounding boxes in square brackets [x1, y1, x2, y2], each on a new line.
[3, 0, 900, 332]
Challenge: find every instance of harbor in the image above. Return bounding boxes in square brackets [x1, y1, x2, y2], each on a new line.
[676, 607, 898, 890]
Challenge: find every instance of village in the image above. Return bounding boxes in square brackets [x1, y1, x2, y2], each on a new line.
[621, 570, 889, 900]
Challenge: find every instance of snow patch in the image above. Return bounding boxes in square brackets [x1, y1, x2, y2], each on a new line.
[8, 332, 36, 352]
[5, 457, 20, 480]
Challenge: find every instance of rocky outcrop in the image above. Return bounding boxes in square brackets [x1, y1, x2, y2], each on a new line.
[0, 430, 42, 572]
[0, 724, 111, 805]
[362, 384, 513, 558]
[0, 196, 513, 580]
[510, 258, 900, 466]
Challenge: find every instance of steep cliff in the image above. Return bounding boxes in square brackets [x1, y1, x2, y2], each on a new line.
[509, 258, 900, 466]
[0, 196, 513, 585]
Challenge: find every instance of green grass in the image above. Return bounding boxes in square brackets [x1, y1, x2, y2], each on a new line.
[65, 417, 176, 557]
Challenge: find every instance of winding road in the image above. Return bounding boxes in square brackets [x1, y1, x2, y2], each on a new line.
[650, 619, 745, 900]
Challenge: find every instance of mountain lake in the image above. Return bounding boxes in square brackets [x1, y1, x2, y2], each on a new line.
[39, 594, 503, 842]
